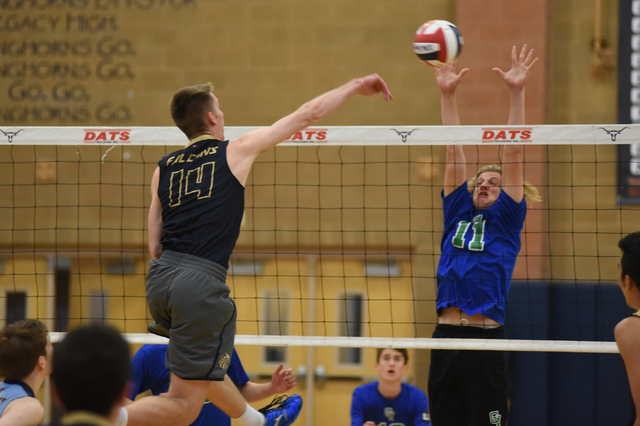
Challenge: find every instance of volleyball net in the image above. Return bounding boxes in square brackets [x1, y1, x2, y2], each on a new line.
[1, 124, 638, 354]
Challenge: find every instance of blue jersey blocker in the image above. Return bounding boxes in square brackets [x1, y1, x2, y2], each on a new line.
[436, 182, 526, 325]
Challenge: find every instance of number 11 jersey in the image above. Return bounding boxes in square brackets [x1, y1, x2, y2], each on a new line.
[436, 182, 527, 325]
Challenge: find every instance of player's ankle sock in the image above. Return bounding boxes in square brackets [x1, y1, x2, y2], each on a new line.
[237, 403, 266, 426]
[116, 406, 128, 426]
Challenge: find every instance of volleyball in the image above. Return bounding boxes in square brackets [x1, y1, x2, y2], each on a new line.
[413, 20, 463, 67]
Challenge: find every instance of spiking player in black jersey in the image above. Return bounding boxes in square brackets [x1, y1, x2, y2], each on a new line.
[124, 75, 392, 426]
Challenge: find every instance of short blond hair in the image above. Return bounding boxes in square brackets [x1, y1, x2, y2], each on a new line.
[170, 83, 215, 139]
[468, 164, 542, 203]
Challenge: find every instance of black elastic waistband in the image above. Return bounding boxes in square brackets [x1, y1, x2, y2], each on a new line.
[435, 323, 505, 338]
[159, 250, 227, 282]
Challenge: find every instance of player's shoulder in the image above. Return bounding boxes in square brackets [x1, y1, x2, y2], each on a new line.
[401, 382, 427, 397]
[353, 381, 378, 396]
[615, 315, 640, 352]
[616, 315, 640, 335]
[3, 396, 44, 422]
[443, 181, 470, 199]
[495, 189, 527, 209]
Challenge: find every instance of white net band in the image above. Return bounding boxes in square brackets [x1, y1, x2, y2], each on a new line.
[0, 124, 637, 146]
[47, 333, 619, 354]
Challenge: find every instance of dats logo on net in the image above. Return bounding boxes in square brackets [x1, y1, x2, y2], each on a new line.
[284, 128, 328, 143]
[84, 129, 131, 143]
[481, 127, 532, 143]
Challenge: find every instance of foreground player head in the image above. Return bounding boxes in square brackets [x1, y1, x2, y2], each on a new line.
[52, 323, 130, 420]
[0, 319, 51, 382]
[0, 319, 52, 425]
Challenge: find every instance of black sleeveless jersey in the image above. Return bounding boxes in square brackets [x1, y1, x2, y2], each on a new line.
[157, 137, 244, 269]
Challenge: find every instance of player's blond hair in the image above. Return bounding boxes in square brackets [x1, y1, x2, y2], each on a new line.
[468, 164, 542, 203]
[170, 83, 215, 139]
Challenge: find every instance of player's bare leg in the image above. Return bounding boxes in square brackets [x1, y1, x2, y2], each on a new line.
[206, 375, 249, 417]
[125, 373, 208, 426]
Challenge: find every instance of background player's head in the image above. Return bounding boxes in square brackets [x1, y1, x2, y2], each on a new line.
[618, 232, 640, 308]
[375, 348, 409, 382]
[170, 83, 223, 139]
[468, 164, 542, 209]
[0, 319, 51, 381]
[52, 323, 130, 418]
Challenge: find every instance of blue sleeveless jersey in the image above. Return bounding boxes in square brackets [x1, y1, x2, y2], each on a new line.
[350, 382, 430, 426]
[158, 137, 244, 269]
[0, 380, 33, 416]
[436, 182, 526, 325]
[129, 345, 249, 426]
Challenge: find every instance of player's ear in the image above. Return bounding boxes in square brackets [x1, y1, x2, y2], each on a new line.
[625, 275, 638, 291]
[37, 355, 46, 370]
[206, 111, 216, 126]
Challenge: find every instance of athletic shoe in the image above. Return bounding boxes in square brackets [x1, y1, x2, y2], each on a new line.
[148, 321, 170, 338]
[259, 394, 303, 426]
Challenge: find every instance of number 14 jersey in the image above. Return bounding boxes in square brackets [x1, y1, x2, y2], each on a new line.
[436, 182, 527, 325]
[157, 137, 244, 269]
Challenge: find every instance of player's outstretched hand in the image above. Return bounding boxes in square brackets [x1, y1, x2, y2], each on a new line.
[434, 60, 470, 95]
[271, 363, 297, 393]
[355, 74, 393, 100]
[493, 44, 538, 90]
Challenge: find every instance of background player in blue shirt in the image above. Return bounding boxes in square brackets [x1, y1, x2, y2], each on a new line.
[129, 344, 297, 426]
[427, 46, 541, 426]
[351, 348, 430, 426]
[0, 319, 52, 426]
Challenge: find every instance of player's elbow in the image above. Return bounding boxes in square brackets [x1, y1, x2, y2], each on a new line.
[149, 244, 162, 260]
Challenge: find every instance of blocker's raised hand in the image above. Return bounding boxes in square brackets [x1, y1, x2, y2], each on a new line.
[434, 60, 470, 95]
[493, 44, 538, 90]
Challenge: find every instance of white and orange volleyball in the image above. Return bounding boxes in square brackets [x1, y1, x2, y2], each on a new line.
[413, 20, 463, 67]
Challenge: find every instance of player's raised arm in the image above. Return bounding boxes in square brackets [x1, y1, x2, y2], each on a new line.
[493, 44, 538, 126]
[435, 62, 469, 196]
[494, 45, 538, 202]
[227, 74, 392, 186]
[435, 61, 469, 127]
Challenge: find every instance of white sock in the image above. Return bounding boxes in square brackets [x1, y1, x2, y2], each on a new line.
[115, 406, 128, 426]
[236, 403, 266, 426]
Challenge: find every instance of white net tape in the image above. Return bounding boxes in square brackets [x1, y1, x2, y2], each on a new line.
[1, 124, 636, 146]
[48, 333, 619, 353]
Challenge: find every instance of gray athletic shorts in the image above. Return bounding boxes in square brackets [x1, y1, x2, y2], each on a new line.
[146, 250, 236, 381]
